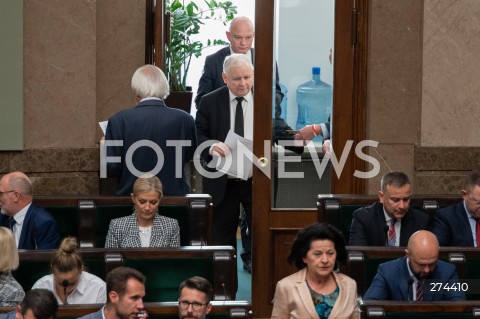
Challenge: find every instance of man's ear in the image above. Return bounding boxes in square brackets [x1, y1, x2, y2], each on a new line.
[222, 72, 228, 85]
[15, 305, 22, 319]
[109, 291, 119, 304]
[378, 190, 384, 203]
[205, 303, 212, 315]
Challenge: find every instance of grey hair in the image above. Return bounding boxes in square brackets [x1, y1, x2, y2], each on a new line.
[131, 65, 170, 99]
[223, 54, 254, 75]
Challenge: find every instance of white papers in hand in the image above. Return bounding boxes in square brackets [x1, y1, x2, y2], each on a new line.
[207, 130, 253, 180]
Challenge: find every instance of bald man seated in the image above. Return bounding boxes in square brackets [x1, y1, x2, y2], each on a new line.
[363, 230, 466, 301]
[0, 171, 60, 249]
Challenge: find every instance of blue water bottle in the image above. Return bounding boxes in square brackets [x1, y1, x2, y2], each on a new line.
[295, 67, 332, 142]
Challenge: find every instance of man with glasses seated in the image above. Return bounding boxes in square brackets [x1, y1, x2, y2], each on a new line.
[178, 277, 212, 319]
[432, 168, 480, 246]
[0, 171, 60, 249]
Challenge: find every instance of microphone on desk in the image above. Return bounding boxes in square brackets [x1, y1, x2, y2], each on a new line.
[407, 277, 414, 301]
[383, 225, 389, 246]
[62, 280, 69, 305]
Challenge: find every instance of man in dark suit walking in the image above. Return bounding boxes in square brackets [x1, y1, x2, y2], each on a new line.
[432, 169, 480, 246]
[104, 64, 197, 196]
[0, 171, 60, 249]
[195, 54, 254, 273]
[364, 230, 465, 301]
[349, 171, 430, 246]
[194, 16, 255, 108]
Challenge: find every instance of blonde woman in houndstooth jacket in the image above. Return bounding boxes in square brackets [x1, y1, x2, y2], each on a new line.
[105, 175, 180, 248]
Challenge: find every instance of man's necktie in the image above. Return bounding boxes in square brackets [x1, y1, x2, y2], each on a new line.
[8, 217, 15, 232]
[234, 97, 244, 137]
[476, 219, 480, 247]
[388, 219, 396, 246]
[416, 280, 424, 301]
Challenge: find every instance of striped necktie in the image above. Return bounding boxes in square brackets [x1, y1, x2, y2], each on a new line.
[476, 219, 480, 247]
[416, 279, 424, 301]
[388, 219, 396, 246]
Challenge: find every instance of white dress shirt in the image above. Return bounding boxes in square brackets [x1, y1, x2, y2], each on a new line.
[32, 271, 106, 304]
[10, 203, 31, 247]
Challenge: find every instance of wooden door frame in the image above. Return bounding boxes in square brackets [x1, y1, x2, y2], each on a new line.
[145, 0, 369, 317]
[252, 0, 368, 317]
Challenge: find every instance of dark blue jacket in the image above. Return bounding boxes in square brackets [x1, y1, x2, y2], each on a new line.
[432, 201, 474, 246]
[0, 204, 60, 249]
[364, 256, 466, 301]
[105, 99, 197, 196]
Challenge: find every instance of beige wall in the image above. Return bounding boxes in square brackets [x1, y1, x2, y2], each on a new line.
[366, 0, 480, 194]
[0, 0, 145, 194]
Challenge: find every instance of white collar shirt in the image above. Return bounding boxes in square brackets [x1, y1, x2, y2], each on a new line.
[11, 203, 31, 247]
[228, 91, 253, 141]
[383, 209, 401, 247]
[32, 271, 106, 305]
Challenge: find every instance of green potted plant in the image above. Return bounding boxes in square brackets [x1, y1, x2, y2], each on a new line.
[164, 0, 236, 112]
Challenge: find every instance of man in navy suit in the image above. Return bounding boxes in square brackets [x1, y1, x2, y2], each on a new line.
[364, 230, 465, 301]
[194, 16, 255, 108]
[104, 65, 197, 196]
[78, 267, 147, 319]
[432, 169, 480, 246]
[349, 171, 430, 246]
[0, 171, 60, 249]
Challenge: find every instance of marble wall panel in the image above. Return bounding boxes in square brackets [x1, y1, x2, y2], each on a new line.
[365, 143, 415, 194]
[96, 0, 145, 132]
[24, 0, 97, 148]
[421, 0, 480, 146]
[367, 0, 423, 144]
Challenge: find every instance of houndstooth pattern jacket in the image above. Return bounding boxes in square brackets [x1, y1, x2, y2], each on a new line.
[0, 272, 25, 307]
[104, 213, 180, 248]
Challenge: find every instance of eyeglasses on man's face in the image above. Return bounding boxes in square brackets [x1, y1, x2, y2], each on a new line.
[0, 190, 16, 197]
[468, 193, 480, 207]
[178, 300, 207, 311]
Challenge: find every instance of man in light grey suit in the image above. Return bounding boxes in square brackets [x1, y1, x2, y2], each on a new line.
[0, 289, 58, 319]
[78, 267, 147, 319]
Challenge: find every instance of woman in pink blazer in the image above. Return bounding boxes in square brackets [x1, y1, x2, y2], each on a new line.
[272, 223, 359, 319]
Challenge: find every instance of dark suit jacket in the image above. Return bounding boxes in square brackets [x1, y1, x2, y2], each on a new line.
[349, 202, 430, 246]
[194, 46, 300, 151]
[77, 307, 103, 319]
[0, 204, 60, 249]
[195, 86, 232, 207]
[105, 99, 197, 196]
[432, 201, 474, 246]
[364, 256, 466, 301]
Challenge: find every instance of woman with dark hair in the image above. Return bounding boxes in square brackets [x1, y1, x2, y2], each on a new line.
[271, 223, 358, 319]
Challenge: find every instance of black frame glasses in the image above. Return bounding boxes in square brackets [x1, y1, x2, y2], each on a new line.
[178, 300, 207, 311]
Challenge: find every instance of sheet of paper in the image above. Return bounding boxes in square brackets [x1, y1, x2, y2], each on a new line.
[207, 130, 253, 180]
[99, 121, 108, 135]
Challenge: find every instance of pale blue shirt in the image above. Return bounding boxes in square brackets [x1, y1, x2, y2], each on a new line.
[384, 209, 401, 247]
[463, 200, 478, 247]
[406, 258, 422, 300]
